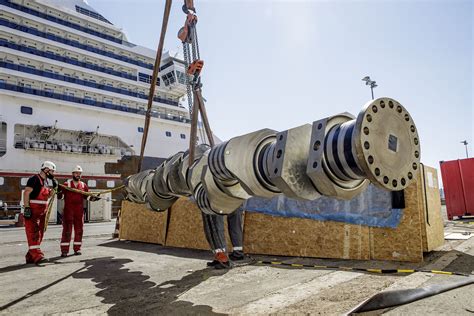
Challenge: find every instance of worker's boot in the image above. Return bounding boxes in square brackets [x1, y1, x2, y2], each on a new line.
[229, 250, 245, 261]
[213, 252, 231, 270]
[25, 252, 34, 264]
[61, 252, 68, 257]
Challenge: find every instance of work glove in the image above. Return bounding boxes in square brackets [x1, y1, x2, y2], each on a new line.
[24, 206, 32, 219]
[89, 195, 101, 202]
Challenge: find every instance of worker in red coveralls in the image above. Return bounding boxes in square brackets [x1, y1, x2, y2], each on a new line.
[58, 165, 99, 257]
[22, 161, 58, 264]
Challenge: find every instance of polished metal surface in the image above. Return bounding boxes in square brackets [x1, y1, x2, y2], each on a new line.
[352, 97, 421, 191]
[124, 97, 420, 215]
[307, 114, 369, 199]
[269, 124, 321, 200]
[224, 129, 281, 198]
[202, 165, 245, 215]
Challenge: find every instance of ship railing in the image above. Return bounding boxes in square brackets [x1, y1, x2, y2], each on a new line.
[0, 58, 180, 106]
[0, 39, 137, 80]
[0, 82, 191, 124]
[15, 139, 134, 156]
[0, 18, 155, 70]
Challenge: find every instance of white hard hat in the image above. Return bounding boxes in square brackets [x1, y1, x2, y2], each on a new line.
[72, 165, 83, 173]
[41, 161, 56, 171]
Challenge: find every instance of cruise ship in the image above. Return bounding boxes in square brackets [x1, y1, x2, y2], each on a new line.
[0, 0, 203, 217]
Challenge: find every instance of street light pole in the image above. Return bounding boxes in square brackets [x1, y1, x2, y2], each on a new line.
[461, 140, 469, 158]
[362, 76, 378, 100]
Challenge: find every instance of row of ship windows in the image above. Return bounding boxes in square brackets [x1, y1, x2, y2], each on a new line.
[0, 16, 156, 69]
[0, 37, 137, 80]
[3, 0, 134, 47]
[137, 127, 187, 139]
[0, 59, 182, 105]
[0, 176, 115, 188]
[0, 80, 191, 124]
[0, 36, 179, 86]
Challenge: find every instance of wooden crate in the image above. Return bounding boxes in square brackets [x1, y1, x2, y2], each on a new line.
[119, 166, 443, 262]
[119, 200, 168, 245]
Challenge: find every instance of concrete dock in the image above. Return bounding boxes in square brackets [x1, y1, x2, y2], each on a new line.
[0, 221, 473, 315]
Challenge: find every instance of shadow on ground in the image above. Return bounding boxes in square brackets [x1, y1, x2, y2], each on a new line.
[73, 256, 228, 315]
[100, 239, 474, 275]
[99, 240, 212, 261]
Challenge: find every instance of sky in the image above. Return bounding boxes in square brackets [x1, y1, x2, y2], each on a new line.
[89, 0, 473, 183]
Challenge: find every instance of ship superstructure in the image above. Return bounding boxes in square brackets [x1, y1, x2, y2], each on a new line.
[0, 0, 202, 213]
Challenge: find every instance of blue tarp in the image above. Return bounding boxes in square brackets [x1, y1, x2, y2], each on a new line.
[244, 184, 403, 228]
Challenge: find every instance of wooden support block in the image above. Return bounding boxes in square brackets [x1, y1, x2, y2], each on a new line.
[369, 178, 424, 262]
[165, 198, 233, 251]
[420, 165, 444, 252]
[119, 200, 167, 245]
[244, 214, 370, 260]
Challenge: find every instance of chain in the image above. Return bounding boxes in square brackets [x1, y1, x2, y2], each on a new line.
[192, 25, 200, 59]
[182, 42, 193, 115]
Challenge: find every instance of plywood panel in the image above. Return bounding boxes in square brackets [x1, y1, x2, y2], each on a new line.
[244, 213, 370, 260]
[165, 198, 233, 251]
[369, 179, 424, 262]
[119, 200, 167, 245]
[421, 166, 444, 251]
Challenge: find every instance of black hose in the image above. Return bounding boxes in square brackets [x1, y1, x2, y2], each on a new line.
[349, 277, 474, 314]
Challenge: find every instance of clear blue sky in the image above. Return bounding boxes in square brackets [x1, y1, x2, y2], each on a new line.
[90, 0, 473, 182]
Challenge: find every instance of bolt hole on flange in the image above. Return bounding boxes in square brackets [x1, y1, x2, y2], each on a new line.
[410, 125, 416, 133]
[397, 106, 402, 113]
[317, 123, 323, 130]
[363, 127, 370, 135]
[412, 163, 418, 170]
[414, 137, 419, 145]
[383, 176, 389, 184]
[408, 172, 413, 179]
[313, 140, 321, 151]
[313, 161, 318, 168]
[404, 114, 410, 121]
[274, 168, 278, 174]
[366, 114, 372, 122]
[276, 149, 282, 158]
[279, 135, 283, 141]
[364, 141, 370, 149]
[380, 100, 385, 108]
[389, 100, 394, 108]
[372, 105, 378, 113]
[401, 178, 406, 186]
[375, 168, 381, 176]
[368, 155, 374, 164]
[415, 150, 419, 158]
[392, 179, 398, 187]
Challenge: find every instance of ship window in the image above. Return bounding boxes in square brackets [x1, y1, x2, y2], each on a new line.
[0, 177, 4, 186]
[165, 131, 172, 137]
[180, 134, 186, 139]
[0, 122, 6, 157]
[87, 180, 97, 188]
[161, 72, 176, 86]
[138, 127, 144, 133]
[20, 106, 33, 115]
[107, 180, 115, 188]
[21, 178, 28, 186]
[176, 71, 186, 84]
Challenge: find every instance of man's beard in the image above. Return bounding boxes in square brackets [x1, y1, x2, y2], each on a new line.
[73, 176, 81, 181]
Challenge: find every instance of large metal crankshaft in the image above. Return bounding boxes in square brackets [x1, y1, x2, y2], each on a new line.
[124, 97, 421, 215]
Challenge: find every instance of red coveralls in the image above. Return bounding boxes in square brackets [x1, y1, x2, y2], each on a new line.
[60, 180, 88, 254]
[25, 175, 51, 264]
